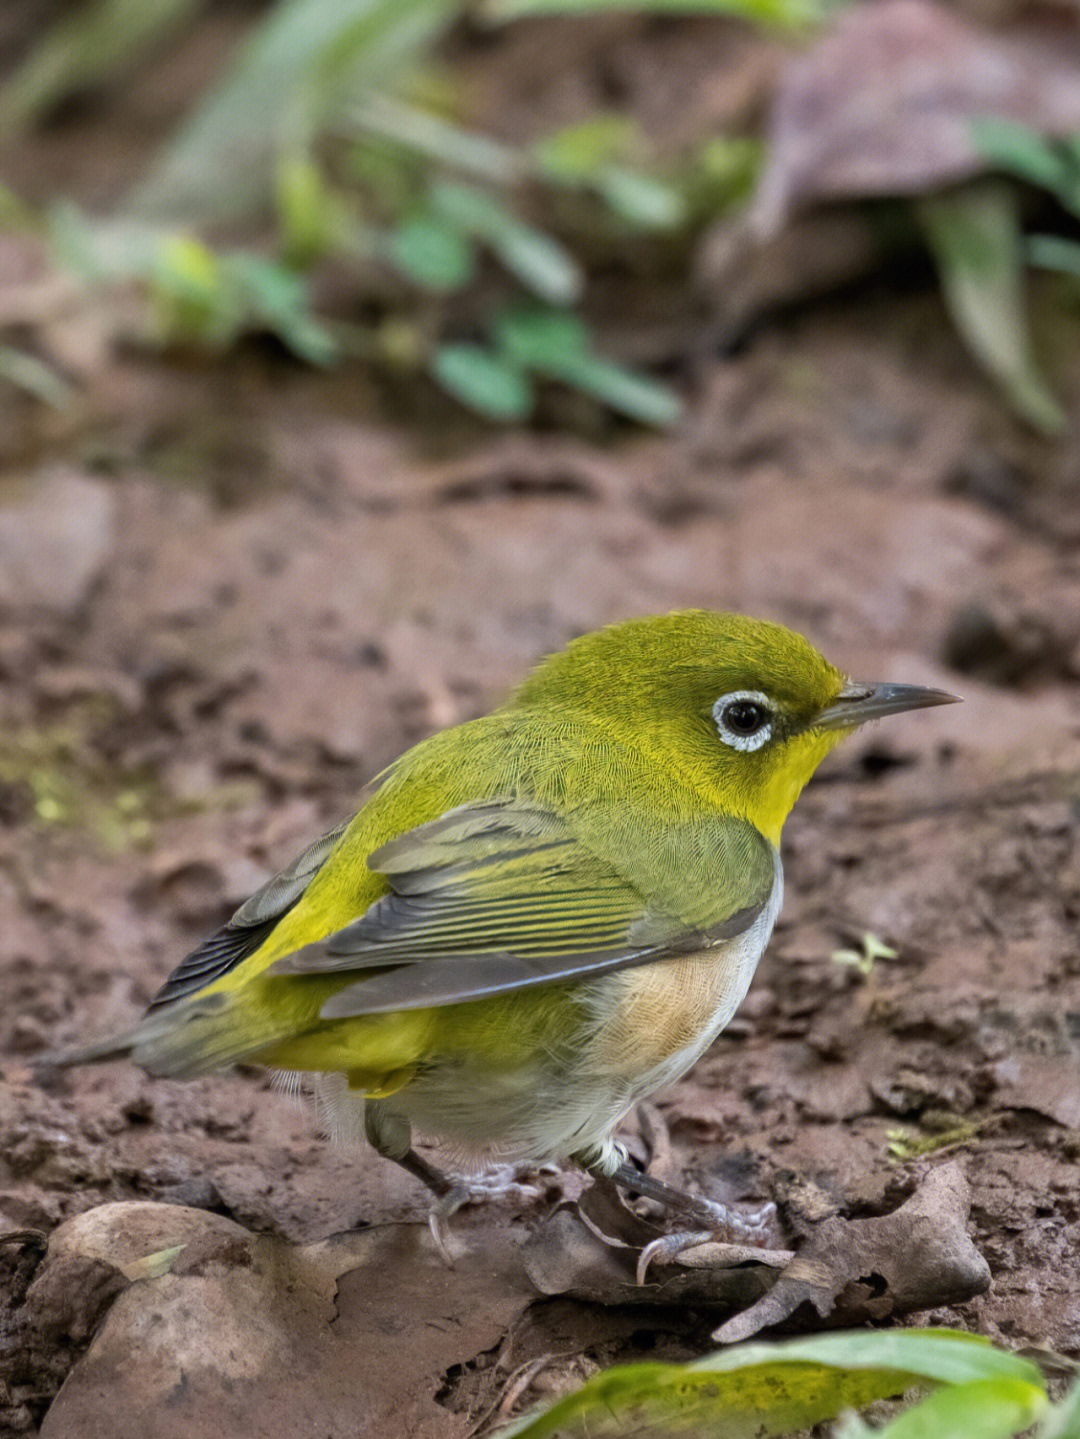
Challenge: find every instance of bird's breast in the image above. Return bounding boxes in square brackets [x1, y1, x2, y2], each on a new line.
[580, 857, 783, 1085]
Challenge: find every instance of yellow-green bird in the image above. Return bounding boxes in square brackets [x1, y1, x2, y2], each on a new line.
[48, 612, 956, 1253]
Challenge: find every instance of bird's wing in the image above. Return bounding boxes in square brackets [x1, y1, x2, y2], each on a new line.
[266, 797, 776, 1018]
[148, 821, 349, 1009]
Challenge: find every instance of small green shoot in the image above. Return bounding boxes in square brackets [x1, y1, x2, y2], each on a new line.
[886, 1117, 991, 1162]
[831, 931, 897, 976]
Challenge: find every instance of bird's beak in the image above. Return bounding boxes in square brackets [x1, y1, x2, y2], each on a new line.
[813, 679, 961, 731]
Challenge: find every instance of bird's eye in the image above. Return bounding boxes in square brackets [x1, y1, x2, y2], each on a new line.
[713, 690, 774, 752]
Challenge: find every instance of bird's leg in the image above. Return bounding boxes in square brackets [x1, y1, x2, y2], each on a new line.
[576, 1139, 776, 1283]
[364, 1100, 466, 1263]
[364, 1101, 542, 1265]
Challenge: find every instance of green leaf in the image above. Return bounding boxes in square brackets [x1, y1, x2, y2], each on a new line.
[388, 215, 477, 290]
[1028, 234, 1080, 280]
[875, 1378, 1047, 1439]
[596, 166, 685, 229]
[493, 306, 589, 369]
[432, 183, 583, 303]
[482, 0, 826, 28]
[492, 224, 584, 304]
[557, 354, 682, 426]
[226, 254, 337, 364]
[500, 1329, 1046, 1439]
[917, 180, 1065, 433]
[533, 116, 638, 183]
[130, 0, 455, 224]
[492, 305, 681, 426]
[972, 118, 1072, 196]
[430, 344, 534, 420]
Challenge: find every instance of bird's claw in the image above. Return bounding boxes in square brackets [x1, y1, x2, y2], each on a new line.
[636, 1230, 713, 1284]
[428, 1187, 468, 1266]
[635, 1199, 777, 1284]
[427, 1164, 547, 1265]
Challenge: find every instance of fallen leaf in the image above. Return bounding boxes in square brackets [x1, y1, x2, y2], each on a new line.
[713, 1162, 989, 1343]
[751, 0, 1080, 235]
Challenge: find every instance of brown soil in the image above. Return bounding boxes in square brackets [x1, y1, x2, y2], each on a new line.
[2, 10, 1080, 1437]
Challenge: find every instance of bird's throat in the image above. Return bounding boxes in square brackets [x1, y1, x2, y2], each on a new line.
[748, 728, 846, 846]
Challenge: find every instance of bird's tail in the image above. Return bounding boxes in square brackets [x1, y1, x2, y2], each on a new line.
[37, 990, 289, 1079]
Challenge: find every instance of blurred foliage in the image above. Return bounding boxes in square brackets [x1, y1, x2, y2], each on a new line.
[0, 0, 208, 141]
[501, 1329, 1057, 1439]
[916, 119, 1080, 435]
[918, 180, 1066, 434]
[484, 0, 824, 19]
[0, 0, 779, 426]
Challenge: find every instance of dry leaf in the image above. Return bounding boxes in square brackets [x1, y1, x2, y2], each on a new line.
[751, 0, 1080, 235]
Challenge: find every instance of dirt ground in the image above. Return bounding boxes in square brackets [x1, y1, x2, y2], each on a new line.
[3, 8, 1080, 1438]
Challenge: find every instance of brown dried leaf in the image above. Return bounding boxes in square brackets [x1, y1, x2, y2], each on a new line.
[751, 0, 1080, 235]
[713, 1162, 989, 1344]
[521, 1162, 987, 1345]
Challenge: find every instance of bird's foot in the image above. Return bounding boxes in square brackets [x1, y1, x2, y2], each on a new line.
[593, 1152, 776, 1283]
[394, 1150, 547, 1265]
[634, 1199, 777, 1284]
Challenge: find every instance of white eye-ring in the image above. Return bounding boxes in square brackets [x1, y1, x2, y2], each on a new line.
[713, 690, 774, 752]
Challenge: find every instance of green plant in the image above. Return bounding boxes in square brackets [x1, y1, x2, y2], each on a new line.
[1, 0, 780, 426]
[915, 120, 1080, 434]
[499, 1328, 1063, 1439]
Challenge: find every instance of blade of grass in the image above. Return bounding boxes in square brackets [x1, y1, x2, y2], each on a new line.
[130, 0, 455, 224]
[482, 0, 828, 27]
[0, 0, 207, 141]
[918, 180, 1065, 433]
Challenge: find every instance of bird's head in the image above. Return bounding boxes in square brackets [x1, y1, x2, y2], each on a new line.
[512, 610, 957, 843]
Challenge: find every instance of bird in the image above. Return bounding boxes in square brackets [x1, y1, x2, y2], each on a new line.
[44, 611, 957, 1262]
